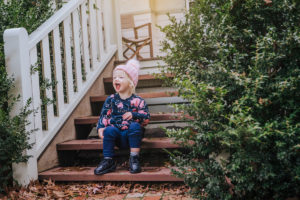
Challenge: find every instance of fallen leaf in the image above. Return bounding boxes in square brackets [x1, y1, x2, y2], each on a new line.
[53, 190, 66, 198]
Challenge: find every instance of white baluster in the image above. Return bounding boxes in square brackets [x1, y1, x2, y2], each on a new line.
[72, 9, 83, 91]
[41, 36, 55, 130]
[52, 27, 65, 115]
[30, 47, 43, 143]
[63, 16, 74, 102]
[89, 0, 99, 67]
[96, 0, 104, 60]
[113, 0, 123, 60]
[103, 0, 112, 52]
[80, 2, 91, 78]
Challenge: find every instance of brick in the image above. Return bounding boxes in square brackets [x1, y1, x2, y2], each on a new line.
[105, 194, 126, 200]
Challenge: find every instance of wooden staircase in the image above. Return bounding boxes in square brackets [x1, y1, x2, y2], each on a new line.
[39, 60, 188, 182]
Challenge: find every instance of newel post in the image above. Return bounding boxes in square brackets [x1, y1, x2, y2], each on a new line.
[4, 28, 38, 185]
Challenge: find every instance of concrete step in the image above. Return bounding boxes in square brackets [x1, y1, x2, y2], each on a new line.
[39, 166, 182, 182]
[57, 137, 180, 151]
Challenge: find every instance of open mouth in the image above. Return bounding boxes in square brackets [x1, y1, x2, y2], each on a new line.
[115, 83, 121, 91]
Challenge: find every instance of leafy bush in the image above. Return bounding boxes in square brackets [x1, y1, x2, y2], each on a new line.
[0, 0, 54, 192]
[160, 0, 300, 199]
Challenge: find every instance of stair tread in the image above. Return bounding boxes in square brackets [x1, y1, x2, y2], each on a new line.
[114, 57, 161, 65]
[39, 166, 182, 181]
[57, 137, 180, 150]
[74, 113, 191, 125]
[103, 74, 173, 83]
[90, 91, 179, 102]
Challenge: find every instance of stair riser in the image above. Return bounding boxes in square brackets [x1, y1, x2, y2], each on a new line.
[75, 114, 190, 125]
[104, 79, 164, 94]
[87, 125, 187, 139]
[39, 167, 182, 182]
[39, 174, 182, 182]
[57, 139, 180, 151]
[57, 149, 181, 168]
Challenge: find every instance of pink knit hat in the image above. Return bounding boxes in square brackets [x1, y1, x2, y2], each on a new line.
[114, 59, 140, 86]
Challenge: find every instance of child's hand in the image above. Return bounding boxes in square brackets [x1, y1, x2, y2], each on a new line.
[98, 128, 105, 139]
[122, 112, 133, 120]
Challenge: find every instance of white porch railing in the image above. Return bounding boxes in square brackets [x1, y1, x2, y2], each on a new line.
[4, 0, 122, 185]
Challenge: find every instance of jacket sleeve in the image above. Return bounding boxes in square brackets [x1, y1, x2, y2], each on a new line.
[132, 99, 150, 127]
[96, 96, 113, 131]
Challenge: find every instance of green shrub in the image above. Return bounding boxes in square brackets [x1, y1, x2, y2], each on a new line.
[160, 0, 300, 199]
[0, 0, 54, 192]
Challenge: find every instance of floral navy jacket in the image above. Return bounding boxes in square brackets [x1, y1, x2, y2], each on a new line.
[96, 93, 150, 131]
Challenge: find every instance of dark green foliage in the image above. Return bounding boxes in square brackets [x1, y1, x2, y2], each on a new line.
[0, 0, 54, 192]
[159, 0, 300, 199]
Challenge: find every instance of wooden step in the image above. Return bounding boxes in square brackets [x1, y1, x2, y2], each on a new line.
[114, 57, 161, 65]
[39, 166, 182, 182]
[57, 138, 179, 151]
[103, 74, 173, 94]
[74, 113, 191, 125]
[90, 91, 179, 103]
[104, 74, 173, 83]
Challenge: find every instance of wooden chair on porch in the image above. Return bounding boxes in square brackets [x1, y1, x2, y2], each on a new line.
[121, 14, 154, 60]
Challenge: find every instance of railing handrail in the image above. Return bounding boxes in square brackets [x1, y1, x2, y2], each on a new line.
[28, 0, 85, 49]
[4, 0, 120, 186]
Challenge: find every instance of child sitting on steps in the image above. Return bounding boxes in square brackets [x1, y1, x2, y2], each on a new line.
[94, 59, 150, 175]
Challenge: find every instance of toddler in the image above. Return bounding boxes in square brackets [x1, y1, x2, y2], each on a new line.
[94, 59, 150, 175]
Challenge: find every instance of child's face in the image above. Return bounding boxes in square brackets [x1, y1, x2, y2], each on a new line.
[113, 70, 131, 93]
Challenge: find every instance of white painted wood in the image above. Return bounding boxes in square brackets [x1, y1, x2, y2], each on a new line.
[80, 2, 91, 78]
[96, 0, 105, 60]
[35, 45, 117, 157]
[147, 122, 189, 128]
[29, 0, 86, 49]
[146, 97, 188, 105]
[4, 28, 38, 186]
[112, 0, 123, 60]
[103, 0, 111, 52]
[114, 0, 124, 60]
[139, 67, 163, 75]
[63, 16, 74, 102]
[41, 36, 55, 129]
[148, 104, 176, 113]
[52, 27, 65, 115]
[72, 9, 83, 91]
[89, 0, 99, 68]
[4, 1, 120, 184]
[136, 87, 177, 93]
[29, 47, 43, 144]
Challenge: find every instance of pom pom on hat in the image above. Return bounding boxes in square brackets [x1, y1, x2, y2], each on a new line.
[114, 59, 140, 86]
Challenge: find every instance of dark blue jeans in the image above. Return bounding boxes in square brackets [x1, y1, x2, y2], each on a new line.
[103, 122, 144, 157]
